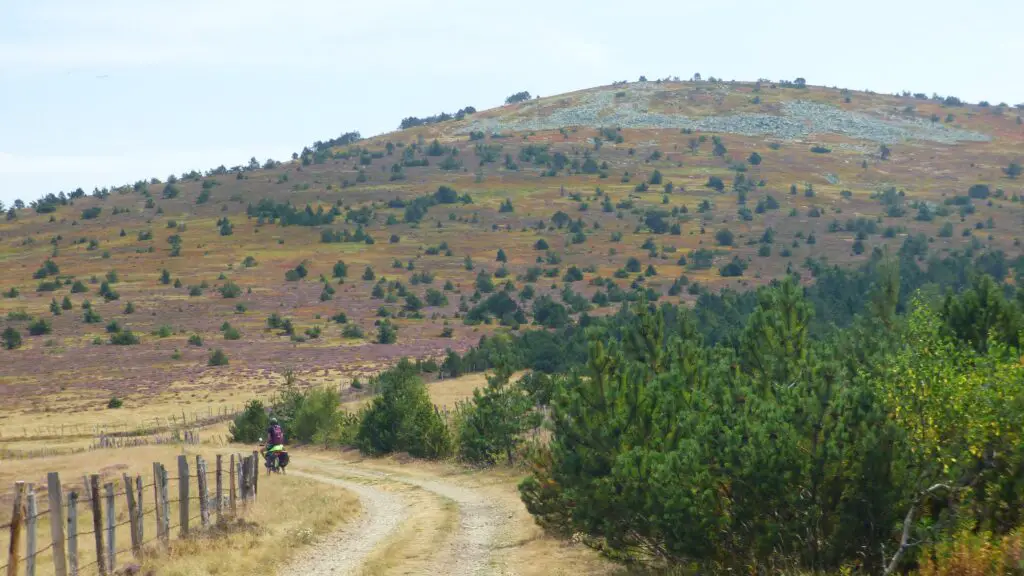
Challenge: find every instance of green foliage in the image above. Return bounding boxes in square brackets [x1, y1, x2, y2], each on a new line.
[28, 318, 51, 336]
[356, 360, 452, 458]
[219, 281, 242, 298]
[106, 397, 123, 409]
[109, 330, 140, 345]
[377, 320, 398, 344]
[208, 348, 229, 366]
[2, 327, 22, 350]
[229, 399, 269, 443]
[456, 362, 538, 465]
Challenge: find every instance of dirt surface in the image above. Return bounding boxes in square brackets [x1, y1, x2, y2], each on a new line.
[281, 470, 409, 575]
[282, 458, 511, 575]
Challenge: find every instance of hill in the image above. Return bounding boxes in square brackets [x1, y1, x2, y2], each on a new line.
[1, 78, 1022, 431]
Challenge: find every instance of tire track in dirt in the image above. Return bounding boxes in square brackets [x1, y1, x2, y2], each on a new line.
[279, 470, 408, 576]
[297, 459, 510, 576]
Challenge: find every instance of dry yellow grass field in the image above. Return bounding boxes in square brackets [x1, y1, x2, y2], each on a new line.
[0, 444, 358, 576]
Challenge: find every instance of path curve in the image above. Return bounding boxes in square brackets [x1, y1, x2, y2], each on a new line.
[279, 470, 408, 576]
[294, 460, 510, 576]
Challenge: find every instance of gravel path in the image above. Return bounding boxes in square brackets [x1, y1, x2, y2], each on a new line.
[280, 470, 408, 576]
[286, 462, 509, 576]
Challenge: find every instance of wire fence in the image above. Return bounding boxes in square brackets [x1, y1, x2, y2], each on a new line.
[1, 450, 262, 576]
[0, 405, 245, 442]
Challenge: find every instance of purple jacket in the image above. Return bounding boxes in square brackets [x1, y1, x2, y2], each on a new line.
[267, 424, 283, 446]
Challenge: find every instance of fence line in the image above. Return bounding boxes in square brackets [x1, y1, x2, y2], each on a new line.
[0, 429, 206, 462]
[0, 405, 245, 442]
[3, 451, 261, 576]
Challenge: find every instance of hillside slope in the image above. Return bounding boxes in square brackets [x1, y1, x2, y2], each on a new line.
[1, 79, 1022, 425]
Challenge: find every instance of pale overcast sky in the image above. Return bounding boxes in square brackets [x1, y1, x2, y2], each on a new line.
[1, 0, 1021, 206]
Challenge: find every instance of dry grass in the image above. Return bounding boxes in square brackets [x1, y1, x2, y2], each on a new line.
[141, 473, 358, 576]
[0, 444, 359, 576]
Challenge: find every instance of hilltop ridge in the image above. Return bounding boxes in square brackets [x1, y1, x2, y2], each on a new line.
[0, 77, 1022, 420]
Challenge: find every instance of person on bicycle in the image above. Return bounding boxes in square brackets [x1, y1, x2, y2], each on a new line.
[264, 417, 285, 467]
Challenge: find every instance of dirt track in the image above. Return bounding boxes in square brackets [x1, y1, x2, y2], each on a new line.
[279, 458, 510, 576]
[277, 454, 619, 576]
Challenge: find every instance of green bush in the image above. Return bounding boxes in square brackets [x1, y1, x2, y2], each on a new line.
[456, 363, 538, 465]
[188, 334, 203, 346]
[2, 327, 22, 350]
[28, 318, 51, 336]
[109, 330, 140, 345]
[107, 397, 123, 409]
[356, 361, 451, 458]
[229, 399, 269, 443]
[208, 348, 229, 366]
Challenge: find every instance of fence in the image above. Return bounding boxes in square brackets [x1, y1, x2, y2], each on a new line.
[2, 451, 262, 576]
[0, 431, 204, 462]
[0, 406, 244, 442]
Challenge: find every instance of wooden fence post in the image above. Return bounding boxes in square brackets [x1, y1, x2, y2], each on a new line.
[229, 454, 237, 517]
[67, 491, 78, 576]
[151, 463, 162, 544]
[48, 473, 68, 576]
[239, 456, 249, 508]
[251, 450, 259, 501]
[104, 483, 115, 573]
[215, 455, 223, 524]
[122, 474, 139, 558]
[196, 456, 210, 528]
[7, 481, 26, 576]
[26, 484, 37, 576]
[89, 475, 107, 576]
[134, 476, 143, 549]
[177, 455, 190, 538]
[159, 465, 169, 545]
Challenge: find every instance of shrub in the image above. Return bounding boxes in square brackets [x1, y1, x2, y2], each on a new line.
[109, 330, 140, 345]
[188, 334, 203, 346]
[28, 318, 51, 336]
[71, 280, 88, 293]
[706, 176, 725, 191]
[224, 325, 241, 340]
[342, 324, 365, 339]
[456, 364, 538, 465]
[107, 397, 123, 409]
[715, 228, 734, 246]
[2, 327, 22, 350]
[229, 399, 269, 443]
[356, 361, 451, 458]
[208, 349, 229, 366]
[332, 261, 348, 278]
[219, 281, 242, 298]
[377, 320, 398, 344]
[362, 266, 375, 281]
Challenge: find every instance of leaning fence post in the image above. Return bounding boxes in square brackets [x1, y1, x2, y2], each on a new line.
[122, 474, 139, 557]
[48, 473, 68, 576]
[151, 463, 163, 544]
[104, 483, 115, 573]
[88, 475, 107, 576]
[239, 456, 249, 509]
[158, 466, 169, 545]
[7, 481, 26, 576]
[177, 455, 190, 538]
[67, 491, 78, 576]
[134, 476, 143, 549]
[196, 456, 210, 528]
[215, 455, 223, 524]
[251, 450, 259, 501]
[26, 484, 37, 576]
[229, 454, 237, 517]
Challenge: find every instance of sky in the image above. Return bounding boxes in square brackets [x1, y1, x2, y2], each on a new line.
[1, 0, 1021, 206]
